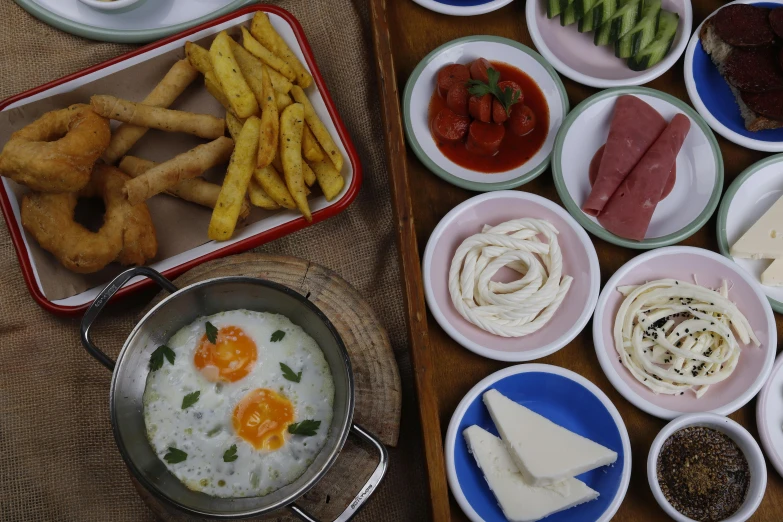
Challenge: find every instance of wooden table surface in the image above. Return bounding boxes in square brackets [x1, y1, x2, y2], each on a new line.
[377, 0, 783, 520]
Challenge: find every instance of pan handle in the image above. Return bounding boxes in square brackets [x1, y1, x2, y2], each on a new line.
[80, 266, 178, 372]
[288, 424, 389, 522]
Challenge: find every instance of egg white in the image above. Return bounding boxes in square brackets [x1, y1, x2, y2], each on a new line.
[142, 309, 335, 498]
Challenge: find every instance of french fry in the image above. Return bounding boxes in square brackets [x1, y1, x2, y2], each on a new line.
[302, 161, 316, 187]
[267, 67, 293, 95]
[210, 32, 258, 119]
[91, 95, 225, 139]
[124, 136, 234, 205]
[205, 71, 232, 112]
[289, 86, 343, 171]
[308, 160, 345, 201]
[185, 42, 213, 75]
[230, 40, 292, 95]
[208, 117, 261, 240]
[118, 156, 250, 220]
[253, 165, 296, 209]
[241, 27, 296, 81]
[257, 65, 279, 168]
[302, 125, 324, 162]
[279, 103, 310, 221]
[226, 111, 245, 141]
[102, 59, 199, 164]
[247, 179, 280, 210]
[276, 92, 293, 112]
[250, 12, 313, 88]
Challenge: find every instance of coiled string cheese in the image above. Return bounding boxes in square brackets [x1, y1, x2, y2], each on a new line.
[613, 279, 760, 398]
[448, 218, 572, 337]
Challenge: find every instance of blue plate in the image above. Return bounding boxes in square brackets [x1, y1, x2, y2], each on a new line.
[685, 0, 783, 151]
[445, 364, 631, 522]
[410, 0, 514, 16]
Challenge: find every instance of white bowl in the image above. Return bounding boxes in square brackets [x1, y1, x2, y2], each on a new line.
[526, 0, 692, 88]
[648, 413, 767, 522]
[757, 351, 783, 480]
[78, 0, 143, 11]
[403, 35, 569, 191]
[411, 0, 514, 16]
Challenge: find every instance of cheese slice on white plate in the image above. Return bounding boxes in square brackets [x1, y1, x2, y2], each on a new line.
[463, 425, 598, 522]
[762, 258, 783, 287]
[483, 389, 618, 487]
[730, 194, 783, 260]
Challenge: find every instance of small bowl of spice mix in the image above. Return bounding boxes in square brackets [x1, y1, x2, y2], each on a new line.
[648, 413, 766, 522]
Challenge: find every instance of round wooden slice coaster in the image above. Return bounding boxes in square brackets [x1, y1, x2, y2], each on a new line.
[130, 253, 402, 521]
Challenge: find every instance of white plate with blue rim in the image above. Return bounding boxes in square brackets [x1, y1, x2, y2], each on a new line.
[411, 0, 514, 16]
[684, 0, 783, 152]
[445, 364, 631, 522]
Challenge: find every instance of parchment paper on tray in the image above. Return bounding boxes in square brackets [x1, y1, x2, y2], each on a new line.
[0, 27, 285, 302]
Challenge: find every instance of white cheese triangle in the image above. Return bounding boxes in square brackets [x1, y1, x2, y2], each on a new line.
[463, 425, 598, 522]
[762, 258, 783, 287]
[483, 389, 618, 486]
[730, 195, 783, 259]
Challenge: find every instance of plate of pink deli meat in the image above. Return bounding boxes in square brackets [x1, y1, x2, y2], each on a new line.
[552, 87, 723, 249]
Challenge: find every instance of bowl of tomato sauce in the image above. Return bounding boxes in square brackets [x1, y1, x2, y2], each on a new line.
[403, 35, 569, 191]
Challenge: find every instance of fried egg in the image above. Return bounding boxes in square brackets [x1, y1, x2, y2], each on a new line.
[142, 309, 335, 498]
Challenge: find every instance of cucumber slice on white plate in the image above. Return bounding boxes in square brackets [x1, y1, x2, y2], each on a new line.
[629, 10, 679, 71]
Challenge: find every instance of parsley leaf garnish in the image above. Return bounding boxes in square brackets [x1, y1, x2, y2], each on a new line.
[223, 444, 238, 463]
[271, 330, 285, 342]
[280, 363, 302, 383]
[205, 321, 218, 344]
[181, 391, 200, 409]
[149, 345, 175, 372]
[164, 447, 187, 464]
[467, 67, 521, 116]
[288, 419, 321, 436]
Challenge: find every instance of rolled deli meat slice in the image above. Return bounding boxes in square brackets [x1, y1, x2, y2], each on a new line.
[598, 113, 691, 241]
[582, 95, 667, 216]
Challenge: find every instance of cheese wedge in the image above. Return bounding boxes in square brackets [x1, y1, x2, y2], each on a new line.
[730, 194, 783, 260]
[463, 425, 598, 522]
[483, 389, 618, 486]
[762, 258, 783, 287]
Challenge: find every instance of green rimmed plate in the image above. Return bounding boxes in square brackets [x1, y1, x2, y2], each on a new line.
[15, 0, 254, 43]
[717, 154, 783, 314]
[552, 86, 723, 249]
[402, 35, 569, 192]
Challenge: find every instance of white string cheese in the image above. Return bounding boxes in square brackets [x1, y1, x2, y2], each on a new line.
[613, 279, 759, 397]
[448, 218, 572, 337]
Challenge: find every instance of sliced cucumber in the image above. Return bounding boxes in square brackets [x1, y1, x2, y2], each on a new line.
[615, 0, 661, 58]
[561, 3, 578, 25]
[573, 0, 597, 19]
[607, 0, 642, 43]
[547, 0, 563, 18]
[594, 0, 632, 45]
[628, 10, 679, 70]
[579, 0, 617, 33]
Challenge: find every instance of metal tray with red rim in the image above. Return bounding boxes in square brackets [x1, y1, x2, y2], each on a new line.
[0, 5, 361, 316]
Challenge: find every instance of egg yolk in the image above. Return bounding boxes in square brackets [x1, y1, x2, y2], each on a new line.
[193, 325, 257, 383]
[232, 388, 294, 450]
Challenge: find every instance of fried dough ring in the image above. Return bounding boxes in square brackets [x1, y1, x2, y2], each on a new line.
[0, 104, 110, 192]
[21, 165, 157, 273]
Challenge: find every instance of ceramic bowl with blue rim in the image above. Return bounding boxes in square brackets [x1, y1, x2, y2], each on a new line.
[684, 0, 783, 152]
[445, 364, 631, 522]
[411, 0, 515, 16]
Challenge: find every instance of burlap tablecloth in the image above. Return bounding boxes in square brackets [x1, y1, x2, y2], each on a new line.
[0, 1, 428, 520]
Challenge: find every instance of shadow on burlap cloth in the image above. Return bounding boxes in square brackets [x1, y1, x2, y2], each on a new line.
[0, 1, 428, 520]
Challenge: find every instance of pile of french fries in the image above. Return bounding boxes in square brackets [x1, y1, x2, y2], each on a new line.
[185, 12, 345, 240]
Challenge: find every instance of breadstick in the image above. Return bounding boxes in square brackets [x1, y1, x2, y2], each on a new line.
[123, 137, 234, 205]
[91, 95, 225, 139]
[250, 12, 313, 88]
[102, 59, 199, 164]
[118, 155, 250, 220]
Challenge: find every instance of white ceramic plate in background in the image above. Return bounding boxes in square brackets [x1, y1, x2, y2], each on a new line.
[552, 87, 723, 249]
[403, 35, 569, 191]
[411, 0, 514, 16]
[757, 352, 783, 480]
[717, 153, 783, 313]
[527, 0, 692, 88]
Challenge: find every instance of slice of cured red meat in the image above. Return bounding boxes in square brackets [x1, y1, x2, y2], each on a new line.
[582, 95, 667, 217]
[588, 144, 676, 200]
[712, 4, 774, 47]
[724, 47, 783, 92]
[598, 114, 691, 241]
[769, 7, 783, 39]
[741, 90, 783, 120]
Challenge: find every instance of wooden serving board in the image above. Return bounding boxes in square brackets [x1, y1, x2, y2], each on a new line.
[132, 253, 401, 521]
[368, 0, 783, 521]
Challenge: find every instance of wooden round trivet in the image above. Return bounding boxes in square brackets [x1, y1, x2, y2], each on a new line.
[130, 253, 402, 521]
